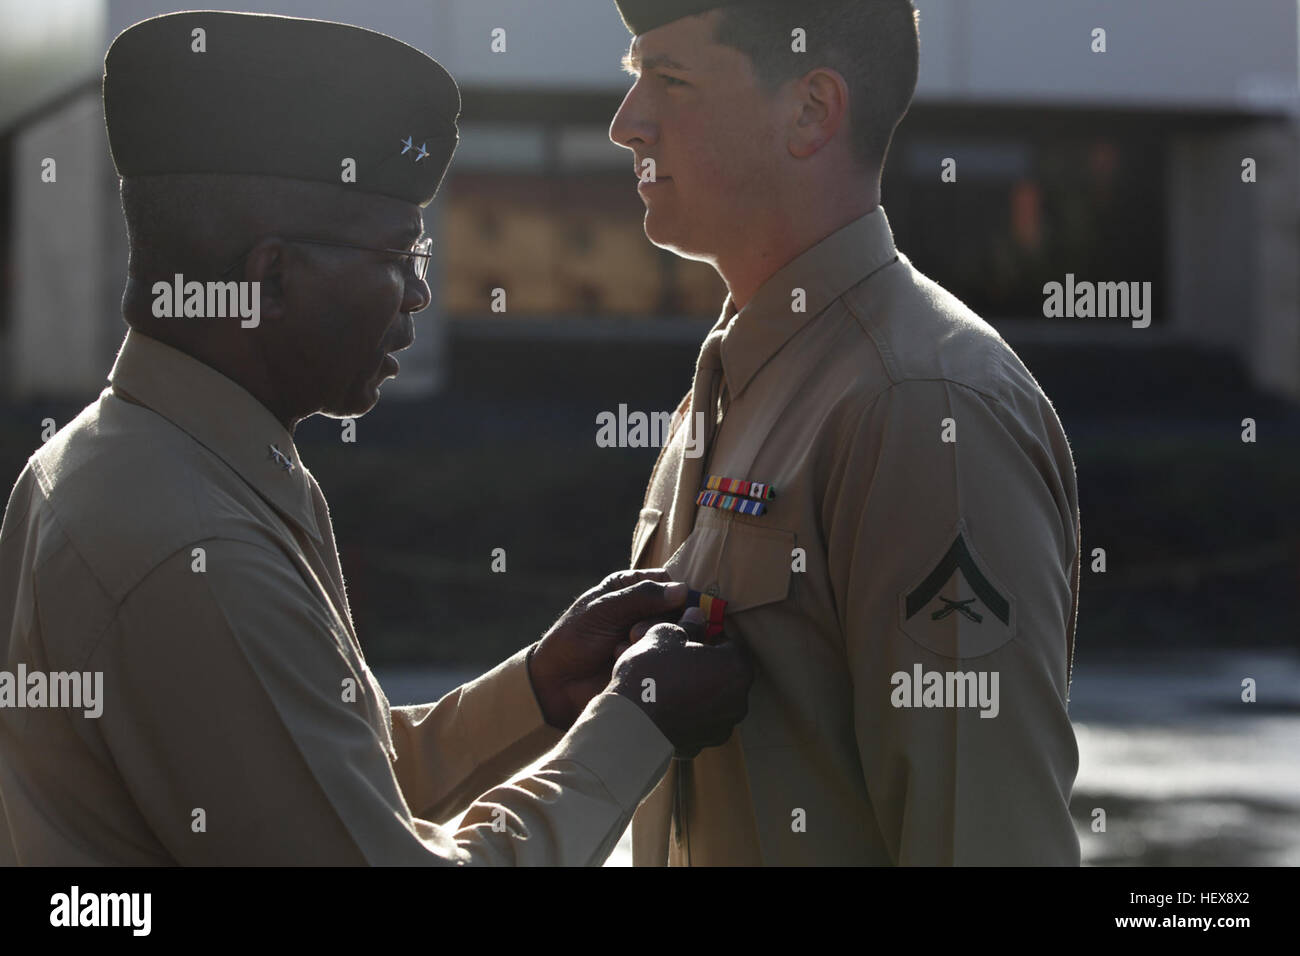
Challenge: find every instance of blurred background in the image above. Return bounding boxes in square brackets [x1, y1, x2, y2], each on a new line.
[1, 0, 1298, 865]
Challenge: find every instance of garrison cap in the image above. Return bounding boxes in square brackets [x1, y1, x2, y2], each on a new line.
[616, 0, 768, 35]
[103, 11, 459, 207]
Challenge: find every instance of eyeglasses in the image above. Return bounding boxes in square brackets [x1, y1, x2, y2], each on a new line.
[219, 235, 434, 280]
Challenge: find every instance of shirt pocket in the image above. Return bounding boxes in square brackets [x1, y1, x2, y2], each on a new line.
[629, 507, 663, 568]
[666, 506, 794, 615]
[667, 507, 814, 749]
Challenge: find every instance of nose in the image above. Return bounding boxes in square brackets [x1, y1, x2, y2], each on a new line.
[403, 272, 432, 315]
[609, 80, 657, 152]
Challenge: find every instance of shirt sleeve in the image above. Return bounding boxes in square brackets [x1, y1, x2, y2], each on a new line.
[91, 538, 673, 865]
[387, 647, 567, 824]
[825, 378, 1081, 865]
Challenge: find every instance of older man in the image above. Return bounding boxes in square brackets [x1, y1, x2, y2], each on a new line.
[0, 11, 752, 866]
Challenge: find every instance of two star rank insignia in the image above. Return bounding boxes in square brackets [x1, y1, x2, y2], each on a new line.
[400, 135, 429, 163]
[898, 523, 1016, 659]
[267, 443, 295, 473]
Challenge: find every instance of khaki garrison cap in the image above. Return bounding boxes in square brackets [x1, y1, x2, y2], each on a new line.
[104, 10, 459, 207]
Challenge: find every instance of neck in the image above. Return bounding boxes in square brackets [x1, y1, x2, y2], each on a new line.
[196, 349, 303, 435]
[123, 295, 302, 433]
[716, 182, 879, 311]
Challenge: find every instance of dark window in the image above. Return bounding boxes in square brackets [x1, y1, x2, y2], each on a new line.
[886, 109, 1167, 323]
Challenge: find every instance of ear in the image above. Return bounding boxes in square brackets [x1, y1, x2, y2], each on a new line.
[788, 66, 850, 160]
[241, 238, 288, 324]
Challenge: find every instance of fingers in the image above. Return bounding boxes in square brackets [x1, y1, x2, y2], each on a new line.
[593, 578, 688, 629]
[644, 620, 689, 645]
[628, 604, 705, 647]
[595, 568, 672, 597]
[677, 605, 707, 644]
[628, 618, 658, 642]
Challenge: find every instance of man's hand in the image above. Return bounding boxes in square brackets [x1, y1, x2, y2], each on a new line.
[528, 569, 688, 730]
[609, 608, 754, 758]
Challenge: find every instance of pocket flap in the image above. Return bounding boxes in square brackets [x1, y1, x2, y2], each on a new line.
[666, 509, 793, 614]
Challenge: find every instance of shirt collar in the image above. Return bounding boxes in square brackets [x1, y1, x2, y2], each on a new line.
[719, 204, 899, 399]
[107, 329, 323, 542]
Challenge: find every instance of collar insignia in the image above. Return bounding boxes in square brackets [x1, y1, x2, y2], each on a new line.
[267, 443, 295, 473]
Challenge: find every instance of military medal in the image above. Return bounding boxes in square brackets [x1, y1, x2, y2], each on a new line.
[704, 475, 775, 500]
[695, 490, 766, 515]
[696, 474, 776, 516]
[686, 589, 727, 639]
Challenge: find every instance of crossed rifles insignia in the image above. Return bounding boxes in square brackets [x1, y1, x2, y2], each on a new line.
[932, 596, 983, 623]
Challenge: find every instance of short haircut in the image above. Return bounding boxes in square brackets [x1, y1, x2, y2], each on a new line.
[711, 0, 920, 173]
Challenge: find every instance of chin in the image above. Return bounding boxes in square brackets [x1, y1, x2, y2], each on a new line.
[353, 388, 382, 416]
[644, 220, 713, 264]
[322, 387, 381, 419]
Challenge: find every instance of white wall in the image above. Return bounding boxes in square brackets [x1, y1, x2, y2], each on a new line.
[11, 90, 110, 398]
[915, 0, 1299, 111]
[0, 0, 103, 129]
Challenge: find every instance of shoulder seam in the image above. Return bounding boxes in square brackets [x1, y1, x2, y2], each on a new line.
[841, 258, 1015, 405]
[83, 535, 298, 666]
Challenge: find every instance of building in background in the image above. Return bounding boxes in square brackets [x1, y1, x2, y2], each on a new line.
[2, 0, 1298, 399]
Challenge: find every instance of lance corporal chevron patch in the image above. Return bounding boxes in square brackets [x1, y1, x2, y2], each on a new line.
[898, 521, 1016, 659]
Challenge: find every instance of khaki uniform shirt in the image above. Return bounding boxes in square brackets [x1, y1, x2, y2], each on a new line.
[0, 329, 672, 865]
[630, 207, 1081, 865]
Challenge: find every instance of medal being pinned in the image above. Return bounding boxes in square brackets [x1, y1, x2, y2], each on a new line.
[686, 589, 728, 640]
